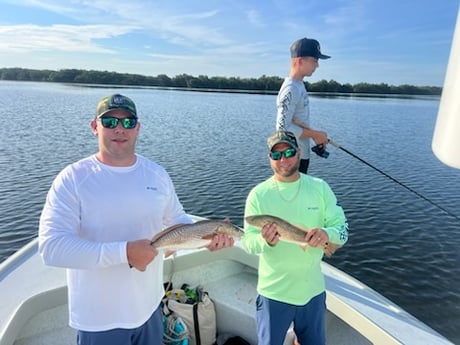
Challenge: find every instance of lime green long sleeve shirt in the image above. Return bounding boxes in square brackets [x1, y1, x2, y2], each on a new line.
[242, 174, 348, 305]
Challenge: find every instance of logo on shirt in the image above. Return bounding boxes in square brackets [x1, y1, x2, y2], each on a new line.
[339, 223, 349, 241]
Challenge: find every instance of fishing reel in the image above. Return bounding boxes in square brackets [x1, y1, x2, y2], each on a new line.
[311, 143, 329, 158]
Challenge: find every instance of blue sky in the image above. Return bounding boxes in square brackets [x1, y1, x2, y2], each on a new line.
[0, 0, 458, 86]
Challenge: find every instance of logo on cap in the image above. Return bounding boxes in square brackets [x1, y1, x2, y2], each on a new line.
[112, 95, 126, 105]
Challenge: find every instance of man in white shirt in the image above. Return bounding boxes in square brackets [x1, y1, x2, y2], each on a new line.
[39, 93, 234, 345]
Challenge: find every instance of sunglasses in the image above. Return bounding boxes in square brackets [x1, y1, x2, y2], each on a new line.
[270, 147, 297, 160]
[99, 117, 138, 129]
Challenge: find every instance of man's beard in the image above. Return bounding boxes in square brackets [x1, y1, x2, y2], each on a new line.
[272, 158, 300, 177]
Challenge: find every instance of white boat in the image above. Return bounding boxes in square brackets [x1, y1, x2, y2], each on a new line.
[0, 214, 454, 345]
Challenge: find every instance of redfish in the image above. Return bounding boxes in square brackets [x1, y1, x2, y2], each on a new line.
[244, 214, 340, 257]
[150, 220, 243, 251]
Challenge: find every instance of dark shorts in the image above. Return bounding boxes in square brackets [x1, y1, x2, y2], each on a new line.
[256, 292, 326, 345]
[77, 306, 163, 345]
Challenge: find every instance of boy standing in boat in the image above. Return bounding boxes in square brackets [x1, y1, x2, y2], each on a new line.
[242, 130, 348, 345]
[276, 37, 330, 173]
[38, 94, 234, 345]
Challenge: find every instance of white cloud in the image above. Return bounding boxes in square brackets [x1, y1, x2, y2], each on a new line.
[0, 24, 136, 53]
[246, 10, 265, 28]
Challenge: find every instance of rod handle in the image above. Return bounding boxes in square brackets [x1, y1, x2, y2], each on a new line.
[328, 139, 340, 148]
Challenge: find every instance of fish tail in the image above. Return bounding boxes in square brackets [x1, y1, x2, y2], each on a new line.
[323, 242, 340, 257]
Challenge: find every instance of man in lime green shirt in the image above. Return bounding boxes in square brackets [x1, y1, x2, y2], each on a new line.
[242, 130, 348, 345]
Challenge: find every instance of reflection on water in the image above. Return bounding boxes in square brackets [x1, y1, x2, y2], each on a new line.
[0, 81, 459, 343]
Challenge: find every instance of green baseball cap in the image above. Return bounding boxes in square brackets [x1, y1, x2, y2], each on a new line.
[267, 130, 298, 151]
[96, 94, 137, 119]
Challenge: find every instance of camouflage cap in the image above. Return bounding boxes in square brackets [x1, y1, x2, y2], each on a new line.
[96, 94, 137, 119]
[267, 130, 298, 151]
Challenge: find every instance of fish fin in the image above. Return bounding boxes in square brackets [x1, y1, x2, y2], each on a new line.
[151, 223, 191, 243]
[194, 220, 214, 225]
[299, 243, 309, 251]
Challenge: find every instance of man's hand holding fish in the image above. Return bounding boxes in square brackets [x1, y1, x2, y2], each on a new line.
[305, 228, 330, 247]
[259, 221, 329, 249]
[127, 239, 159, 272]
[206, 232, 236, 251]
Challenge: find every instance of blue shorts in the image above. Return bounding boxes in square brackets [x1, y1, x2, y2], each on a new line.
[77, 306, 163, 345]
[256, 292, 326, 345]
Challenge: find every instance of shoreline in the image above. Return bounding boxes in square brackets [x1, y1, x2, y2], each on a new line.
[1, 79, 441, 100]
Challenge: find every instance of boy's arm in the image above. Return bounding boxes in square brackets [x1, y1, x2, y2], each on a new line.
[292, 116, 328, 146]
[292, 116, 310, 129]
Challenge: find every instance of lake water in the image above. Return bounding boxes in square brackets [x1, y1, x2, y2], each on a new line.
[1, 81, 459, 343]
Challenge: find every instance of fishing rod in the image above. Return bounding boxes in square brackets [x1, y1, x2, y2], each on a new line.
[312, 140, 460, 221]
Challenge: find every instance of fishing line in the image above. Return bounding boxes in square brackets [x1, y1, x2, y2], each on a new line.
[327, 140, 460, 221]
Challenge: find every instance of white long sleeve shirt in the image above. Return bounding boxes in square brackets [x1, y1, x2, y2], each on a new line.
[39, 154, 191, 331]
[276, 77, 311, 159]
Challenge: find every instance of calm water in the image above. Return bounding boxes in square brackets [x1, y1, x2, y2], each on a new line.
[1, 81, 459, 343]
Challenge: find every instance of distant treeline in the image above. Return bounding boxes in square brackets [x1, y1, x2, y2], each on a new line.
[0, 67, 442, 96]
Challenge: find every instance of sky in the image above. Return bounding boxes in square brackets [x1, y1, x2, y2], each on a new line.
[0, 0, 458, 87]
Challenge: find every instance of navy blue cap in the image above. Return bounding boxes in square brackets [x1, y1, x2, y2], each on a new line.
[290, 38, 331, 59]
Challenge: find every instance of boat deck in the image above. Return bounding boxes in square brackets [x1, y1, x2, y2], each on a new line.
[6, 248, 370, 345]
[165, 247, 371, 345]
[1, 238, 454, 345]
